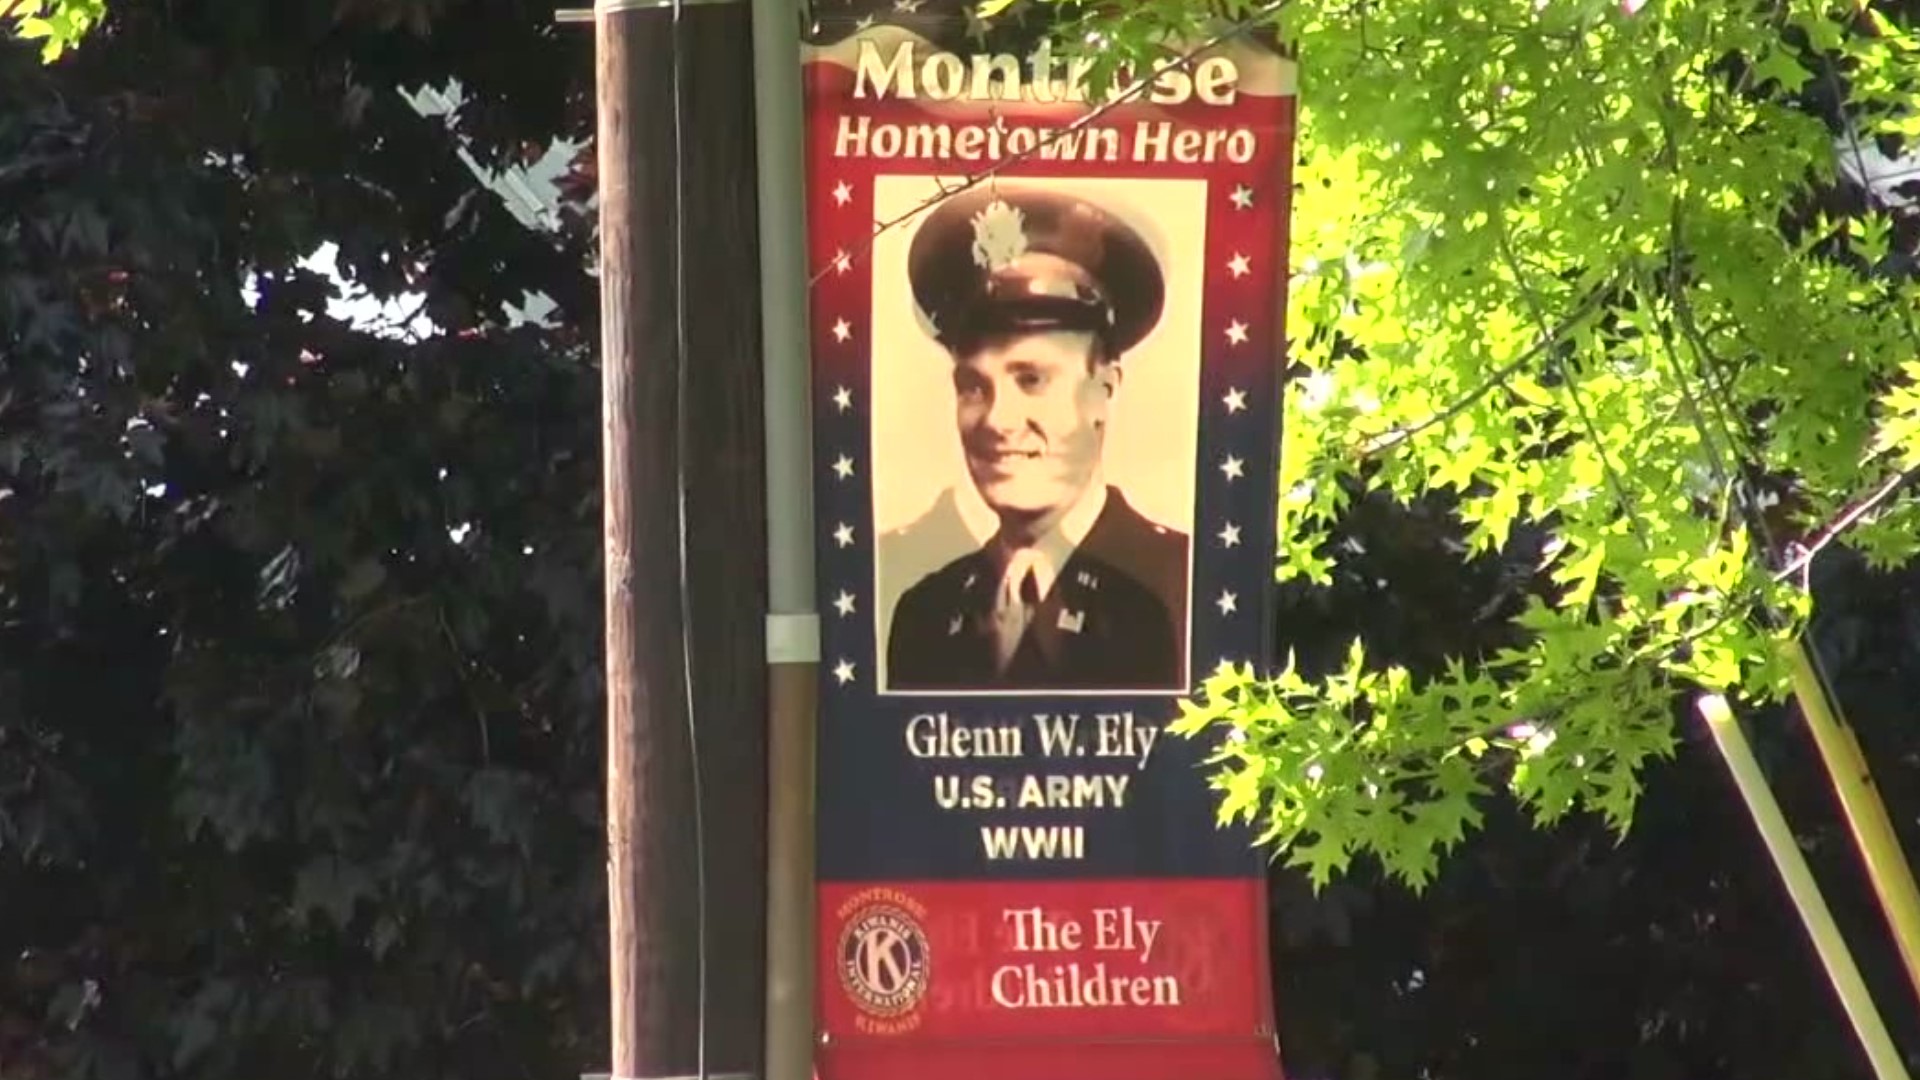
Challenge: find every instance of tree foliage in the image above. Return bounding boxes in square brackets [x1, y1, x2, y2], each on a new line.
[3, 0, 105, 60]
[1252, 469, 1920, 1077]
[0, 3, 614, 1077]
[1010, 0, 1920, 889]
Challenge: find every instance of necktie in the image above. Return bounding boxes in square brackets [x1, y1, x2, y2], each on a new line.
[992, 548, 1043, 674]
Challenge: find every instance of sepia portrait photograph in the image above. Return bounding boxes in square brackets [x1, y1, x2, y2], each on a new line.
[868, 174, 1205, 695]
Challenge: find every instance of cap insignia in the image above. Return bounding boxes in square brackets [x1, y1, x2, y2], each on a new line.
[970, 199, 1029, 272]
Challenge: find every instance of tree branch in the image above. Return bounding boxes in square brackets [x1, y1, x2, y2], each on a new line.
[1773, 462, 1920, 584]
[1352, 277, 1610, 458]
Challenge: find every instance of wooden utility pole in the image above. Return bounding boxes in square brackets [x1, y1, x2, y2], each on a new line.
[590, 0, 771, 1078]
[596, 4, 703, 1075]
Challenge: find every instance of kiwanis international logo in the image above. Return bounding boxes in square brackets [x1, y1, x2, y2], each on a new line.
[837, 891, 930, 1025]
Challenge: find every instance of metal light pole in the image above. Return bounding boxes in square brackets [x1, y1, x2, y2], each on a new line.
[747, 0, 818, 1078]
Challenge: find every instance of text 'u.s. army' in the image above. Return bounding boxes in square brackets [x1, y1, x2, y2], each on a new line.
[906, 711, 1164, 863]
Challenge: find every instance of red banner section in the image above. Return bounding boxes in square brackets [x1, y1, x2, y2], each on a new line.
[818, 880, 1279, 1080]
[800, 3, 1297, 1077]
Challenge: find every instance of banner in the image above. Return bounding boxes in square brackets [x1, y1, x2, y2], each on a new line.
[803, 5, 1296, 1077]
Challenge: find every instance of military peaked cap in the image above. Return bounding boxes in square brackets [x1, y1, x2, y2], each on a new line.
[906, 185, 1166, 358]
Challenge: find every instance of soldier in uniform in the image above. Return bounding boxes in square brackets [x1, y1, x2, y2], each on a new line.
[886, 184, 1190, 692]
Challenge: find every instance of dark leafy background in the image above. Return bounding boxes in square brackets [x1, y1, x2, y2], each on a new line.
[4, 2, 1920, 1079]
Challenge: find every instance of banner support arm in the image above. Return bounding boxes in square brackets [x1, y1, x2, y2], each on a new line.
[1696, 694, 1911, 1080]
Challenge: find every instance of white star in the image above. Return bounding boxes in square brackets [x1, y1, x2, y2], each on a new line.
[832, 181, 853, 206]
[833, 455, 855, 480]
[1223, 387, 1248, 414]
[855, 14, 875, 30]
[1216, 591, 1239, 615]
[1227, 253, 1251, 277]
[1225, 320, 1249, 345]
[893, 0, 922, 10]
[1230, 184, 1255, 210]
[833, 590, 856, 617]
[834, 522, 855, 548]
[833, 248, 852, 275]
[1220, 522, 1242, 547]
[832, 386, 852, 411]
[834, 659, 856, 685]
[832, 318, 852, 343]
[1221, 455, 1245, 480]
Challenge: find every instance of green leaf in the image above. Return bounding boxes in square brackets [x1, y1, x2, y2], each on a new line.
[1285, 829, 1353, 891]
[1751, 47, 1813, 94]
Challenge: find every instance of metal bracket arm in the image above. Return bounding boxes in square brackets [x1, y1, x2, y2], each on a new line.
[557, 0, 746, 21]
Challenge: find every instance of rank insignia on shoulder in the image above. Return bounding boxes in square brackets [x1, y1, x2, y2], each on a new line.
[948, 615, 965, 636]
[1057, 609, 1086, 634]
[1076, 571, 1099, 589]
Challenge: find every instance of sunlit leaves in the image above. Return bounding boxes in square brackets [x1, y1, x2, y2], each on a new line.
[1874, 360, 1920, 469]
[2, 0, 104, 62]
[1040, 0, 1920, 889]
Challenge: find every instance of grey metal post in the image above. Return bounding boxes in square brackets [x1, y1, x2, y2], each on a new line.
[749, 0, 818, 1078]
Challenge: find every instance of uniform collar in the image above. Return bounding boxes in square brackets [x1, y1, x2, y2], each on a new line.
[995, 478, 1107, 601]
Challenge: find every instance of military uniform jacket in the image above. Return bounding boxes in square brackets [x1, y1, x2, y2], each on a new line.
[886, 488, 1189, 692]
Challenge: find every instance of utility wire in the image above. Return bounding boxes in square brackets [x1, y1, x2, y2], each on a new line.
[665, 0, 712, 1076]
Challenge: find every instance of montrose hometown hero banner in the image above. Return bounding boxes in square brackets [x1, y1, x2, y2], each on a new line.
[803, 3, 1295, 1079]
